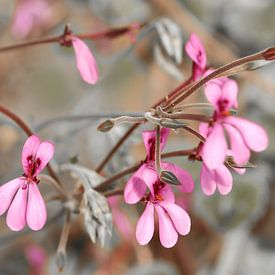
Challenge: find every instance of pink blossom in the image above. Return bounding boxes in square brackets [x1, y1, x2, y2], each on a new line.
[185, 33, 207, 80]
[0, 135, 54, 231]
[12, 0, 52, 39]
[136, 181, 191, 248]
[200, 77, 268, 170]
[25, 244, 46, 275]
[124, 128, 194, 247]
[108, 196, 133, 240]
[71, 37, 99, 85]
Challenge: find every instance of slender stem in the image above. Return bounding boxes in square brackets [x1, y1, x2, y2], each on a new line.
[164, 51, 266, 110]
[0, 104, 64, 189]
[95, 148, 196, 192]
[95, 77, 194, 173]
[183, 126, 206, 142]
[155, 126, 162, 174]
[103, 189, 124, 197]
[161, 113, 212, 123]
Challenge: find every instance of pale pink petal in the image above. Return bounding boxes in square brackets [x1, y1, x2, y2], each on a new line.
[185, 33, 207, 69]
[136, 203, 154, 245]
[201, 124, 227, 169]
[33, 141, 54, 176]
[162, 162, 194, 193]
[26, 183, 47, 230]
[142, 128, 170, 159]
[72, 37, 99, 85]
[124, 164, 156, 204]
[158, 184, 175, 203]
[224, 123, 250, 165]
[204, 82, 222, 109]
[22, 135, 40, 175]
[0, 178, 24, 215]
[200, 164, 216, 196]
[159, 201, 191, 235]
[199, 122, 209, 138]
[155, 205, 178, 248]
[222, 79, 238, 109]
[7, 186, 28, 231]
[112, 208, 133, 240]
[233, 167, 246, 175]
[225, 116, 268, 152]
[215, 165, 233, 195]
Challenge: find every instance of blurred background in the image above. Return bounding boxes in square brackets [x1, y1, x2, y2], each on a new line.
[0, 0, 275, 274]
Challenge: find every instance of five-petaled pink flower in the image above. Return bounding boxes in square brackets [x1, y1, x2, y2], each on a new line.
[124, 128, 194, 247]
[185, 33, 207, 80]
[12, 0, 52, 39]
[0, 135, 54, 231]
[200, 76, 268, 170]
[71, 36, 99, 85]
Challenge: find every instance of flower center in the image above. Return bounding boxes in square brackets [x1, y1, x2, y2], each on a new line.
[26, 155, 41, 176]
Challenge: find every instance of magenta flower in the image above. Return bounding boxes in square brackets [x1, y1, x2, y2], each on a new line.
[124, 128, 194, 248]
[12, 0, 52, 39]
[0, 135, 54, 231]
[200, 77, 268, 170]
[71, 36, 99, 85]
[185, 33, 207, 80]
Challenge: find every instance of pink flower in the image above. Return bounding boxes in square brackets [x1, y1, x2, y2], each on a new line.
[185, 33, 207, 80]
[124, 128, 194, 247]
[136, 181, 191, 248]
[0, 135, 54, 231]
[124, 128, 194, 204]
[108, 196, 133, 240]
[200, 77, 268, 170]
[12, 0, 52, 39]
[71, 37, 99, 85]
[25, 244, 46, 275]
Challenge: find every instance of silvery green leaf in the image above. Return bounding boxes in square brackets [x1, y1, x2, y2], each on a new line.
[60, 163, 104, 189]
[154, 44, 183, 81]
[155, 17, 183, 64]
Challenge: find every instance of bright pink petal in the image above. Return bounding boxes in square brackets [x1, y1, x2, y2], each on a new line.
[155, 205, 178, 248]
[22, 135, 40, 175]
[222, 79, 238, 109]
[136, 203, 154, 245]
[158, 184, 175, 203]
[185, 33, 207, 69]
[199, 122, 209, 138]
[224, 123, 250, 165]
[33, 141, 54, 176]
[159, 201, 191, 235]
[162, 162, 194, 193]
[124, 164, 158, 204]
[26, 183, 47, 230]
[7, 186, 28, 231]
[201, 124, 227, 169]
[72, 37, 99, 85]
[200, 164, 216, 196]
[204, 82, 222, 109]
[142, 128, 170, 159]
[0, 178, 24, 215]
[225, 116, 268, 152]
[215, 165, 233, 195]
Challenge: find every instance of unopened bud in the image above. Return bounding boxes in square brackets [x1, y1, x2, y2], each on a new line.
[160, 170, 180, 185]
[97, 119, 114, 132]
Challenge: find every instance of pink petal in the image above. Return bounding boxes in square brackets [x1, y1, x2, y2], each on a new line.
[124, 164, 158, 204]
[7, 186, 28, 231]
[162, 162, 194, 193]
[26, 183, 47, 230]
[158, 184, 175, 203]
[215, 165, 233, 195]
[72, 37, 99, 85]
[185, 33, 207, 69]
[22, 135, 40, 175]
[199, 122, 209, 138]
[225, 116, 268, 152]
[204, 82, 222, 109]
[224, 123, 250, 165]
[200, 163, 216, 196]
[222, 79, 239, 109]
[159, 201, 191, 235]
[33, 141, 54, 176]
[201, 124, 227, 169]
[233, 167, 246, 175]
[155, 204, 178, 248]
[112, 208, 133, 240]
[142, 128, 170, 159]
[136, 203, 154, 245]
[0, 178, 24, 215]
